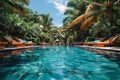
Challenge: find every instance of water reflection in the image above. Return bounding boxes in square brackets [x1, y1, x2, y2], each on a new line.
[0, 46, 120, 80]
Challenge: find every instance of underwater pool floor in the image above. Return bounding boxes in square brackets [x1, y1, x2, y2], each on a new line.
[0, 46, 120, 80]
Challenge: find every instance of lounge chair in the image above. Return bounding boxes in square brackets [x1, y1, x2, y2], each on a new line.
[39, 42, 49, 46]
[25, 41, 33, 46]
[3, 36, 24, 48]
[0, 42, 8, 48]
[96, 36, 120, 47]
[83, 35, 120, 47]
[72, 42, 83, 45]
[15, 38, 34, 46]
[83, 42, 97, 46]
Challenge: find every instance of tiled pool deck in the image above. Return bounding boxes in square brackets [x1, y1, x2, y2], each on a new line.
[0, 46, 40, 58]
[74, 45, 120, 57]
[0, 46, 40, 52]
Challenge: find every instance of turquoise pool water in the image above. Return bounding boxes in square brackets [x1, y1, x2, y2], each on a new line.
[0, 46, 120, 80]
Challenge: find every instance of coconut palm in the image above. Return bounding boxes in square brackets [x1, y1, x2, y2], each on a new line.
[63, 0, 88, 26]
[62, 0, 90, 44]
[69, 2, 105, 30]
[0, 0, 29, 14]
[64, 0, 120, 43]
[28, 14, 54, 43]
[88, 0, 119, 26]
[39, 14, 53, 29]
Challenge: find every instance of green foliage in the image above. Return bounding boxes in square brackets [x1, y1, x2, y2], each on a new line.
[63, 0, 120, 44]
[0, 0, 63, 44]
[0, 0, 30, 15]
[63, 0, 89, 44]
[0, 10, 56, 44]
[63, 0, 88, 25]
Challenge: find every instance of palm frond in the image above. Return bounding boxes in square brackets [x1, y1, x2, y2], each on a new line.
[67, 1, 76, 8]
[85, 3, 104, 14]
[1, 0, 29, 15]
[85, 3, 104, 19]
[64, 9, 74, 15]
[69, 14, 86, 28]
[17, 0, 29, 5]
[80, 16, 97, 30]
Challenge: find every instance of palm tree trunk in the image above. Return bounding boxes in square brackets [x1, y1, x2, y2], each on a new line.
[107, 0, 117, 36]
[107, 0, 114, 26]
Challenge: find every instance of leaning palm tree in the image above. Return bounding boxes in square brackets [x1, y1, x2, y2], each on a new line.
[68, 2, 105, 30]
[62, 0, 90, 44]
[63, 0, 88, 26]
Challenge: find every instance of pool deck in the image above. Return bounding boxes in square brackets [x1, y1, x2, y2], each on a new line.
[75, 45, 120, 52]
[0, 46, 40, 52]
[74, 45, 120, 57]
[0, 45, 120, 58]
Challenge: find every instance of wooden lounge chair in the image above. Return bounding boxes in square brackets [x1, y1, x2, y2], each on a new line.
[83, 35, 120, 47]
[72, 42, 83, 45]
[15, 38, 34, 46]
[0, 42, 8, 48]
[83, 42, 97, 46]
[25, 41, 33, 46]
[3, 36, 24, 48]
[39, 42, 49, 46]
[95, 36, 120, 47]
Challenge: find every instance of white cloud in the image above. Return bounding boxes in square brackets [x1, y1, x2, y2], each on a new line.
[53, 23, 63, 27]
[56, 24, 63, 27]
[48, 0, 68, 13]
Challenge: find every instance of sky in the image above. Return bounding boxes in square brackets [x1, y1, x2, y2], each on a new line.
[27, 0, 68, 27]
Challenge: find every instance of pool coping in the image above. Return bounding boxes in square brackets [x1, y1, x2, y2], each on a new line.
[0, 45, 120, 57]
[75, 45, 120, 52]
[0, 46, 40, 52]
[74, 45, 120, 57]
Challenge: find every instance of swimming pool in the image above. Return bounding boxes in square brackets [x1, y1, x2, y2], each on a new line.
[0, 46, 120, 80]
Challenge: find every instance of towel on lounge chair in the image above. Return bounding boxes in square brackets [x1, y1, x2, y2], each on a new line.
[96, 35, 120, 47]
[15, 37, 34, 46]
[3, 36, 24, 48]
[83, 35, 120, 47]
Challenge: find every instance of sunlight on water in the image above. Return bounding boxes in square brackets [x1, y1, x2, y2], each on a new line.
[0, 46, 120, 80]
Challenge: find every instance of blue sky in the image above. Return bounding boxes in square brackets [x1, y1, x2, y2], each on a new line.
[27, 0, 68, 27]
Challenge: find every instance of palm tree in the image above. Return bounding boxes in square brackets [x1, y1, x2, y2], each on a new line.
[63, 0, 88, 26]
[0, 0, 30, 14]
[62, 0, 90, 44]
[65, 2, 105, 42]
[88, 0, 120, 35]
[63, 0, 120, 44]
[68, 2, 105, 31]
[39, 14, 53, 29]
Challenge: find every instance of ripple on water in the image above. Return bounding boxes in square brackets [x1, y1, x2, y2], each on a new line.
[0, 46, 120, 80]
